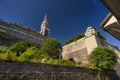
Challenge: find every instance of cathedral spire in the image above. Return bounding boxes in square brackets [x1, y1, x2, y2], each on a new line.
[44, 14, 47, 20]
[40, 14, 50, 37]
[43, 14, 48, 24]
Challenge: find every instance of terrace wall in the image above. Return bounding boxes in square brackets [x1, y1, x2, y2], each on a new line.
[0, 61, 119, 80]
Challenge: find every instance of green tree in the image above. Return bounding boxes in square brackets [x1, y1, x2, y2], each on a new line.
[88, 47, 117, 80]
[18, 47, 40, 62]
[64, 33, 84, 45]
[88, 46, 117, 70]
[75, 33, 84, 40]
[40, 38, 62, 59]
[64, 37, 75, 45]
[9, 41, 33, 56]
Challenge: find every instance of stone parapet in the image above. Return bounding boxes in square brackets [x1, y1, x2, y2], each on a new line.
[0, 61, 119, 80]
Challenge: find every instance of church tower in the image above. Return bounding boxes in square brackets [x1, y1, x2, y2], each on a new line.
[40, 15, 50, 37]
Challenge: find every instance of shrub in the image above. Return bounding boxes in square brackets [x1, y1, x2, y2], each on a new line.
[40, 38, 62, 59]
[9, 41, 33, 56]
[0, 51, 18, 61]
[18, 47, 40, 62]
[88, 47, 117, 70]
[88, 47, 117, 80]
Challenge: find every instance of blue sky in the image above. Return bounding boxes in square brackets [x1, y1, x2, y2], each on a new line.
[0, 0, 119, 49]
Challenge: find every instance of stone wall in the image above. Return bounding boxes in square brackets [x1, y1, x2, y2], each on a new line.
[85, 35, 98, 55]
[62, 38, 88, 61]
[114, 63, 120, 78]
[0, 33, 19, 47]
[0, 61, 119, 80]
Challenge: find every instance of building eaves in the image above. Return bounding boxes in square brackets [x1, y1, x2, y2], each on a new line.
[100, 12, 113, 27]
[101, 0, 120, 20]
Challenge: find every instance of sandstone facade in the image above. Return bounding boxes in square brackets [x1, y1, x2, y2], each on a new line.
[62, 27, 120, 62]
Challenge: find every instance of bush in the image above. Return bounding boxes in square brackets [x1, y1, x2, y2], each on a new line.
[18, 47, 40, 62]
[9, 41, 33, 56]
[40, 38, 62, 59]
[88, 47, 117, 70]
[88, 47, 117, 80]
[0, 46, 8, 53]
[46, 58, 78, 66]
[0, 51, 18, 61]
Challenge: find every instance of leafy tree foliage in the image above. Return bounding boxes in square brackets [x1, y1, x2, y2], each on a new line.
[0, 51, 17, 61]
[18, 47, 40, 62]
[40, 38, 62, 59]
[88, 47, 117, 70]
[9, 41, 33, 56]
[64, 33, 85, 45]
[88, 47, 117, 80]
[0, 46, 8, 53]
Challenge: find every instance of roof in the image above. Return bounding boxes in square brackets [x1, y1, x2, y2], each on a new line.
[101, 12, 112, 27]
[103, 22, 120, 41]
[100, 13, 120, 41]
[100, 0, 120, 41]
[101, 0, 120, 20]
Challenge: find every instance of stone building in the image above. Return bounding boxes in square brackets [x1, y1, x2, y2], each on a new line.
[0, 15, 50, 47]
[62, 27, 120, 62]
